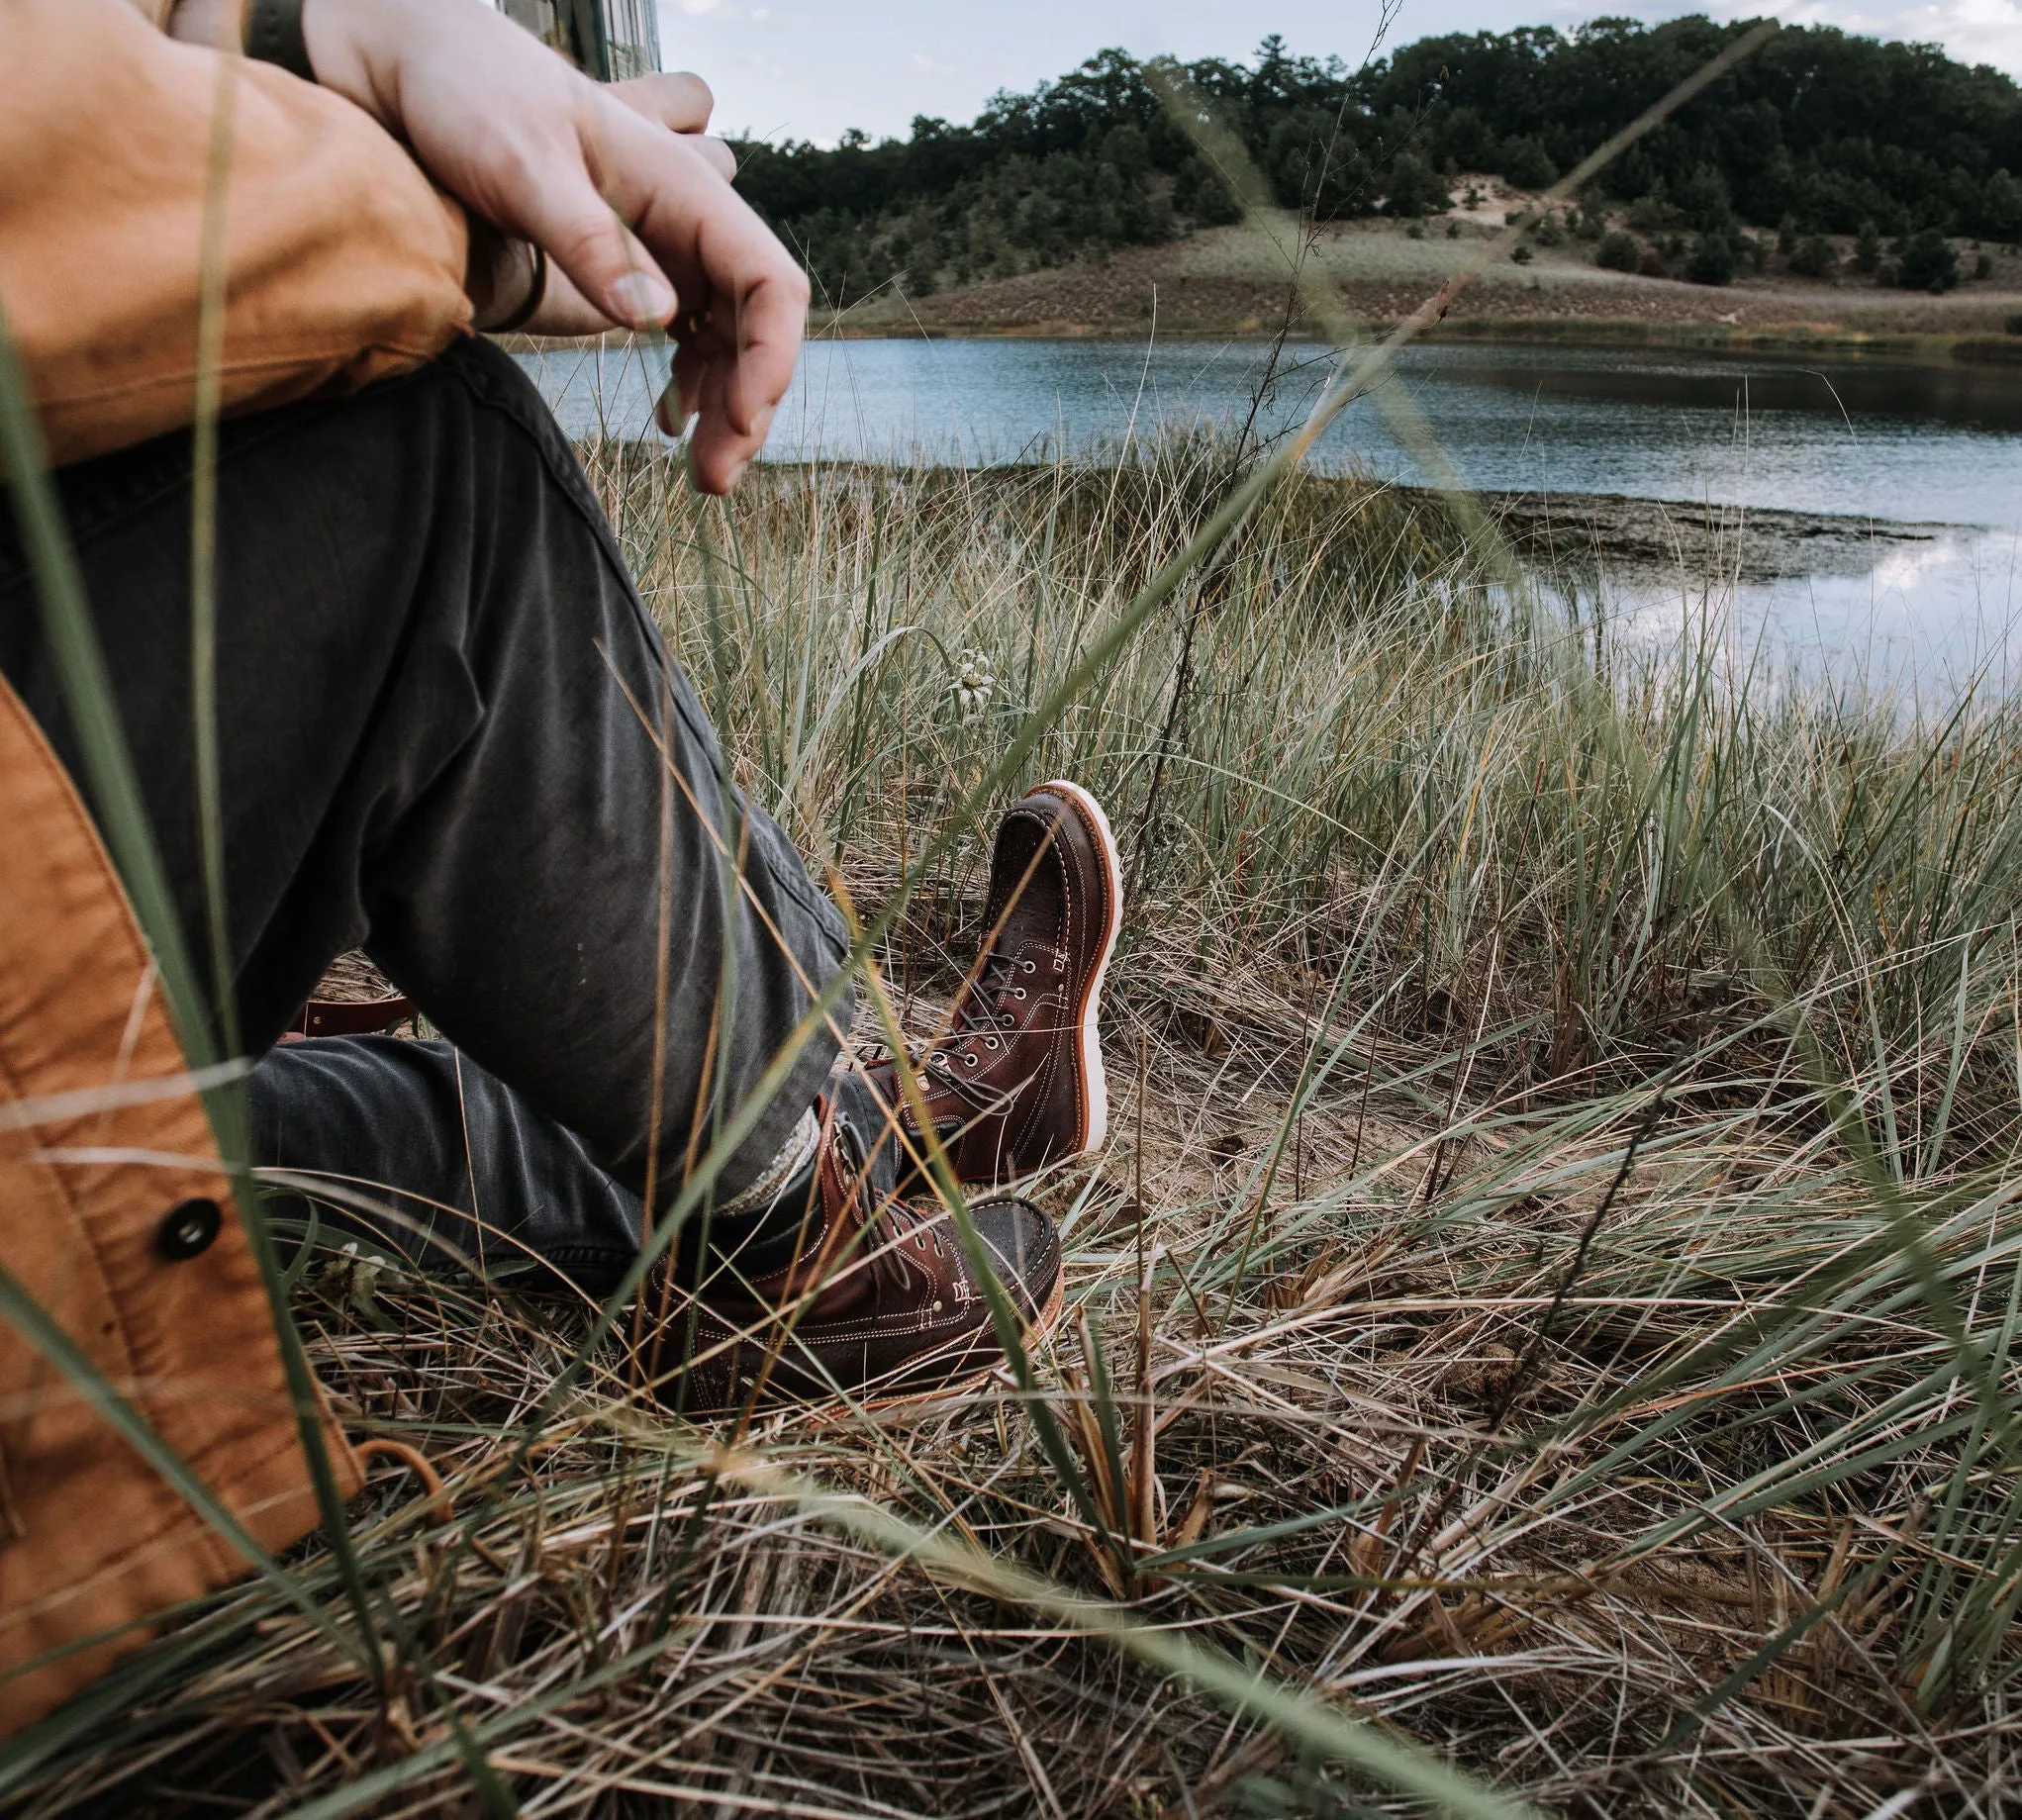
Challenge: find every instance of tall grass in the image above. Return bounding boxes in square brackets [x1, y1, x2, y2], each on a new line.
[36, 13, 2022, 1813]
[20, 429, 2021, 1815]
[641, 438, 2022, 1811]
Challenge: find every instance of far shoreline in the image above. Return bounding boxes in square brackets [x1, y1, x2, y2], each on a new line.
[524, 317, 2022, 373]
[808, 314, 2022, 371]
[797, 217, 2022, 372]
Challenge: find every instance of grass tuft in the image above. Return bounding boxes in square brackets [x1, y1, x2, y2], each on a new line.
[18, 429, 2022, 1816]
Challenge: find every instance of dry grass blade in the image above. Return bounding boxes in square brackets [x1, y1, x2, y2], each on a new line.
[12, 426, 2017, 1817]
[10, 28, 2022, 1820]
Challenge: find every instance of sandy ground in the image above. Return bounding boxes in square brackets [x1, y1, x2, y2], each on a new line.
[826, 203, 2022, 355]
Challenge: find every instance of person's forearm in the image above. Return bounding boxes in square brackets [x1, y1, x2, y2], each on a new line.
[169, 0, 805, 490]
[161, 0, 407, 124]
[6, 0, 470, 465]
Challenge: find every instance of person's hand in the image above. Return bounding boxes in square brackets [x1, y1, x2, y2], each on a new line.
[465, 72, 741, 341]
[310, 0, 801, 492]
[171, 0, 803, 492]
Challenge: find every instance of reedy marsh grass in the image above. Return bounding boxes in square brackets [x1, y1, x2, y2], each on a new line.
[27, 431, 2022, 1816]
[626, 433, 2022, 1813]
[10, 28, 2022, 1811]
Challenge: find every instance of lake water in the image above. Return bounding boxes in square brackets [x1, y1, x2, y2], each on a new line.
[523, 337, 2022, 693]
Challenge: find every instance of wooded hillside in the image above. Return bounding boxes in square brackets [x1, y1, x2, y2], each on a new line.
[731, 17, 2022, 304]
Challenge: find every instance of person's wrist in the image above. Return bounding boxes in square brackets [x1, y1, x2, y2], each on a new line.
[291, 0, 410, 130]
[468, 233, 548, 334]
[162, 0, 397, 125]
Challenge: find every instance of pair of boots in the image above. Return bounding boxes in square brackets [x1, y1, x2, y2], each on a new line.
[648, 781, 1121, 1413]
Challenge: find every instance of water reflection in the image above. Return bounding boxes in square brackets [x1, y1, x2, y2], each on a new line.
[521, 335, 2022, 691]
[1449, 350, 2022, 433]
[1580, 525, 2022, 700]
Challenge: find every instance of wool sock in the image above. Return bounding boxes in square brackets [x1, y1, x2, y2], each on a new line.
[677, 1105, 824, 1285]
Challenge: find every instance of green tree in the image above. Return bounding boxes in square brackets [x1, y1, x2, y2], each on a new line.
[1596, 229, 1641, 269]
[1788, 233, 1838, 276]
[728, 22, 2022, 305]
[1500, 135, 1558, 190]
[1675, 164, 1734, 234]
[1686, 232, 1737, 283]
[1386, 151, 1451, 216]
[1895, 228, 1960, 290]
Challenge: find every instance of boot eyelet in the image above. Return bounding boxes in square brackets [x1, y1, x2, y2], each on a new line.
[1012, 988, 1026, 1000]
[984, 1037, 1001, 1050]
[1021, 960, 1036, 973]
[963, 1054, 978, 1066]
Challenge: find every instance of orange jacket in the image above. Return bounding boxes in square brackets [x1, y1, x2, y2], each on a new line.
[0, 0, 464, 1733]
[2, 0, 472, 466]
[0, 674, 361, 1738]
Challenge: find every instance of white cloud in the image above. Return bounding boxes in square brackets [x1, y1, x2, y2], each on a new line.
[1862, 0, 2022, 69]
[1768, 0, 2022, 68]
[910, 50, 958, 77]
[1560, 0, 2022, 77]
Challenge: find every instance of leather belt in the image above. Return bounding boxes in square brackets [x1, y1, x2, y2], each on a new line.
[287, 996, 416, 1038]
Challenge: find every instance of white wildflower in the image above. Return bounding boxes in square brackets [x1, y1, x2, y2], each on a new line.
[951, 649, 996, 722]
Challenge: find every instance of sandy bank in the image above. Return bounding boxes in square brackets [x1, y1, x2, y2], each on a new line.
[818, 219, 2022, 368]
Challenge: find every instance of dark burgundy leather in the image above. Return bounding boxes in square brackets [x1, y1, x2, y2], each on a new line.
[869, 783, 1119, 1189]
[289, 996, 415, 1037]
[652, 1104, 1062, 1412]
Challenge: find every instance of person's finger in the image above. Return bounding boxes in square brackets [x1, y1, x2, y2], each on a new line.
[689, 335, 787, 493]
[608, 76, 736, 182]
[692, 136, 738, 183]
[659, 339, 709, 431]
[654, 343, 705, 436]
[610, 71, 715, 134]
[580, 94, 805, 459]
[722, 259, 804, 439]
[513, 154, 678, 330]
[686, 356, 747, 494]
[638, 192, 804, 433]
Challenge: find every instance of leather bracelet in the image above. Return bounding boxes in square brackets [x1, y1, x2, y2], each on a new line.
[243, 0, 315, 81]
[488, 244, 550, 335]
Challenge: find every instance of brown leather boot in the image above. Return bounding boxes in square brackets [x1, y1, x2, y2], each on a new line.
[656, 1102, 1064, 1412]
[869, 780, 1122, 1189]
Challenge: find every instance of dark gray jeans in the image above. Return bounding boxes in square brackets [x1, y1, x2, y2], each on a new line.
[0, 336, 850, 1290]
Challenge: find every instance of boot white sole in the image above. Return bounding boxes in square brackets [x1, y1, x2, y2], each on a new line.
[1036, 778, 1123, 1155]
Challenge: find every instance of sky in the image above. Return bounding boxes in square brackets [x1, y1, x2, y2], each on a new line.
[657, 0, 2022, 144]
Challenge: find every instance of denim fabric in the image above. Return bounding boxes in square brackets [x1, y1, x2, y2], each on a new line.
[247, 1037, 901, 1296]
[0, 336, 851, 1218]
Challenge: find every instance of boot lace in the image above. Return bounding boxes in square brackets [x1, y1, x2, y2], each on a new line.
[949, 949, 1031, 1045]
[869, 949, 1044, 1113]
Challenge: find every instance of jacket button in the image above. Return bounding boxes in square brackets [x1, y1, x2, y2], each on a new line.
[156, 1197, 223, 1261]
